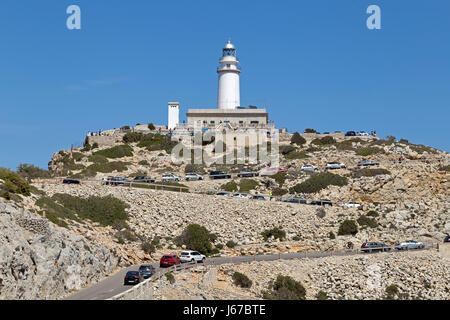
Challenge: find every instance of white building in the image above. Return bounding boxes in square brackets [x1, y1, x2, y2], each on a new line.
[168, 102, 179, 130]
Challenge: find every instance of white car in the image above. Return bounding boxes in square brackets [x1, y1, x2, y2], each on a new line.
[395, 240, 425, 250]
[300, 164, 318, 172]
[341, 201, 361, 208]
[185, 173, 204, 181]
[357, 131, 369, 136]
[259, 167, 288, 176]
[232, 193, 251, 199]
[325, 162, 347, 170]
[162, 174, 181, 182]
[180, 250, 206, 263]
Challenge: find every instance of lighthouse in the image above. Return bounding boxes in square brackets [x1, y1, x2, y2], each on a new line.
[217, 40, 241, 110]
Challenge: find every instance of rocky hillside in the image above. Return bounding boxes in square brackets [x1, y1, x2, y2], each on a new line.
[150, 249, 450, 300]
[0, 198, 118, 299]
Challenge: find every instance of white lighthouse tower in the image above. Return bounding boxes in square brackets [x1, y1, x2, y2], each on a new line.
[217, 40, 241, 110]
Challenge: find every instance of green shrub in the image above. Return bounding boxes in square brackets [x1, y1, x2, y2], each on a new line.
[138, 160, 149, 166]
[215, 243, 224, 250]
[285, 151, 309, 160]
[123, 132, 143, 143]
[239, 179, 259, 192]
[272, 187, 288, 196]
[222, 181, 238, 192]
[352, 168, 391, 178]
[385, 284, 399, 300]
[226, 240, 237, 248]
[271, 172, 287, 187]
[290, 173, 347, 194]
[0, 167, 31, 198]
[262, 275, 306, 300]
[93, 145, 133, 159]
[316, 291, 328, 300]
[35, 197, 79, 227]
[438, 165, 450, 172]
[367, 210, 379, 217]
[174, 224, 217, 256]
[165, 272, 175, 284]
[148, 123, 156, 130]
[329, 231, 336, 239]
[357, 215, 378, 228]
[355, 146, 383, 156]
[132, 181, 189, 193]
[232, 272, 252, 288]
[83, 161, 130, 175]
[138, 133, 177, 153]
[338, 220, 358, 235]
[88, 154, 109, 164]
[261, 227, 286, 241]
[141, 241, 156, 254]
[290, 132, 306, 146]
[280, 145, 296, 155]
[92, 142, 99, 149]
[17, 164, 51, 179]
[72, 152, 84, 162]
[121, 126, 131, 131]
[304, 128, 316, 133]
[311, 136, 336, 145]
[51, 193, 129, 226]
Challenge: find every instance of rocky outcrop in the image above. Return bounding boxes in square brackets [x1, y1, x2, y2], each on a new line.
[0, 199, 119, 299]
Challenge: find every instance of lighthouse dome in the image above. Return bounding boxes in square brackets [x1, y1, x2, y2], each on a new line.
[224, 40, 235, 49]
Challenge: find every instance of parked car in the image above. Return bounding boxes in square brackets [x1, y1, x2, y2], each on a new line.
[341, 201, 361, 208]
[361, 242, 391, 253]
[357, 159, 380, 167]
[283, 198, 307, 204]
[185, 173, 204, 181]
[237, 170, 259, 177]
[216, 192, 229, 197]
[345, 131, 356, 137]
[395, 240, 425, 250]
[252, 195, 265, 201]
[159, 254, 181, 267]
[180, 250, 206, 263]
[138, 264, 155, 279]
[133, 176, 155, 183]
[260, 167, 288, 176]
[209, 171, 232, 179]
[325, 162, 346, 170]
[310, 199, 333, 206]
[123, 271, 141, 285]
[101, 176, 114, 185]
[357, 131, 369, 136]
[444, 236, 450, 243]
[162, 174, 181, 182]
[300, 164, 318, 172]
[232, 193, 251, 199]
[62, 178, 80, 185]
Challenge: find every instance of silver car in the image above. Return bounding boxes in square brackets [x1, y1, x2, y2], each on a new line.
[162, 174, 181, 182]
[395, 240, 425, 250]
[185, 173, 204, 181]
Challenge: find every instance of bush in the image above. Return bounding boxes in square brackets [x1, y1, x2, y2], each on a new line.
[88, 154, 109, 164]
[83, 161, 130, 175]
[123, 132, 143, 143]
[271, 187, 288, 196]
[215, 243, 223, 250]
[367, 210, 379, 217]
[311, 136, 336, 145]
[0, 167, 31, 198]
[290, 132, 306, 146]
[338, 220, 358, 235]
[174, 224, 217, 256]
[138, 160, 149, 166]
[261, 227, 286, 241]
[138, 133, 177, 154]
[304, 128, 316, 133]
[51, 193, 129, 226]
[280, 145, 296, 155]
[226, 240, 237, 248]
[232, 272, 252, 288]
[329, 231, 336, 239]
[285, 151, 309, 160]
[165, 272, 175, 284]
[316, 207, 326, 219]
[141, 241, 156, 254]
[357, 215, 378, 228]
[271, 172, 287, 187]
[316, 291, 328, 300]
[290, 173, 347, 194]
[263, 275, 306, 300]
[148, 123, 156, 130]
[438, 165, 450, 172]
[93, 145, 133, 159]
[35, 197, 79, 227]
[385, 284, 399, 300]
[92, 142, 99, 149]
[17, 164, 51, 179]
[355, 146, 383, 156]
[222, 181, 238, 192]
[239, 179, 259, 192]
[352, 168, 391, 178]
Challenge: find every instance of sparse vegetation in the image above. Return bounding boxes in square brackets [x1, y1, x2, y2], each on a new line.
[438, 165, 450, 172]
[165, 272, 175, 284]
[367, 210, 379, 217]
[261, 227, 286, 241]
[355, 146, 383, 156]
[137, 133, 177, 153]
[148, 123, 156, 130]
[290, 132, 306, 146]
[232, 272, 252, 288]
[311, 136, 336, 145]
[226, 240, 237, 248]
[271, 187, 288, 196]
[239, 179, 259, 192]
[316, 207, 326, 219]
[289, 173, 347, 194]
[352, 168, 391, 178]
[17, 164, 51, 179]
[338, 220, 358, 235]
[0, 167, 31, 199]
[93, 144, 133, 159]
[271, 172, 287, 187]
[262, 275, 306, 300]
[316, 291, 328, 300]
[304, 128, 316, 133]
[222, 180, 238, 192]
[357, 215, 378, 228]
[174, 224, 217, 256]
[138, 160, 149, 166]
[122, 132, 143, 143]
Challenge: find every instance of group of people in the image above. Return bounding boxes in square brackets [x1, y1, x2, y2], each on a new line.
[87, 129, 105, 137]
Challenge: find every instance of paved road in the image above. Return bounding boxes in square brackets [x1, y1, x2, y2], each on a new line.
[64, 247, 426, 300]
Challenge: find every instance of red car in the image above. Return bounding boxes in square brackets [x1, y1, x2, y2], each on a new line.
[160, 254, 181, 267]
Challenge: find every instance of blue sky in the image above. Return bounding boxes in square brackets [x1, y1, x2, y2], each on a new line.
[0, 0, 449, 170]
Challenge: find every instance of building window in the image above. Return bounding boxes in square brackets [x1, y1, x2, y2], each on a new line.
[210, 121, 215, 124]
[239, 121, 244, 124]
[250, 121, 259, 124]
